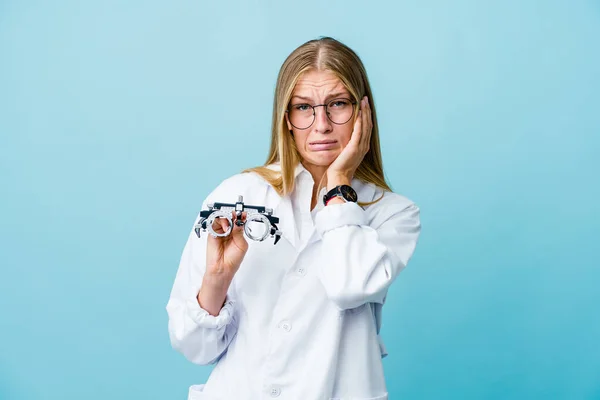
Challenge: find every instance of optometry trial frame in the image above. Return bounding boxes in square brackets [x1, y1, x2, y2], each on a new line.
[195, 195, 283, 245]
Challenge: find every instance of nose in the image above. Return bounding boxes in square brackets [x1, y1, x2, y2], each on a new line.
[313, 104, 332, 133]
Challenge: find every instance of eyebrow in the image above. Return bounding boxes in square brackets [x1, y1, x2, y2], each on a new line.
[291, 92, 350, 102]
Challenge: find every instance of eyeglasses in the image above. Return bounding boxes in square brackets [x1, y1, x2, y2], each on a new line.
[286, 98, 357, 130]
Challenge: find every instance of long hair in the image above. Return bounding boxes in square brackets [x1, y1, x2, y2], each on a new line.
[243, 36, 391, 206]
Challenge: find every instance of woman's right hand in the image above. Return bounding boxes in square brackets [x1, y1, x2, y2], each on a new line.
[205, 210, 249, 280]
[199, 211, 248, 315]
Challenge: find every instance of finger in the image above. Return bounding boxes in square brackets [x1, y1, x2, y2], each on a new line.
[231, 211, 246, 231]
[231, 210, 247, 226]
[350, 108, 363, 149]
[233, 211, 247, 221]
[361, 97, 372, 150]
[366, 97, 373, 131]
[232, 213, 247, 239]
[211, 218, 222, 234]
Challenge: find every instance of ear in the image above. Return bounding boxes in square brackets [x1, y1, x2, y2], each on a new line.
[285, 112, 293, 132]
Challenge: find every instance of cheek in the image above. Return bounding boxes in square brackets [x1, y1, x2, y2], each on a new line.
[338, 125, 354, 147]
[292, 132, 308, 150]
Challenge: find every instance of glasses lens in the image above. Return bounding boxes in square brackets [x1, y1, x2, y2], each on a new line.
[327, 98, 354, 125]
[289, 104, 314, 130]
[244, 214, 270, 241]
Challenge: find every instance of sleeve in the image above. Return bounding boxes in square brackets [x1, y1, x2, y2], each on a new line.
[314, 195, 421, 310]
[165, 200, 240, 365]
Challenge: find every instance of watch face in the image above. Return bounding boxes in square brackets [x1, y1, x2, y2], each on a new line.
[341, 185, 358, 202]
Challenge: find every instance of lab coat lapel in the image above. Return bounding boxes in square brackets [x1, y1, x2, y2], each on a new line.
[272, 192, 298, 250]
[262, 162, 300, 250]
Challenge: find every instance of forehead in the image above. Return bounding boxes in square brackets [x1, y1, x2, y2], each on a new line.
[293, 69, 348, 96]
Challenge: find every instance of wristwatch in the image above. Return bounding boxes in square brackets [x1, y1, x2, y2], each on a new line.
[323, 185, 358, 205]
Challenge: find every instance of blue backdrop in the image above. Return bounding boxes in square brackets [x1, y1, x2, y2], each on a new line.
[1, 1, 599, 399]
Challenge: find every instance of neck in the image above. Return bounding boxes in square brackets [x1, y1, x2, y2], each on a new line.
[301, 161, 327, 188]
[301, 161, 329, 211]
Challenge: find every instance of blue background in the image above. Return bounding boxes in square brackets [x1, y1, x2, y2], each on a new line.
[1, 1, 599, 399]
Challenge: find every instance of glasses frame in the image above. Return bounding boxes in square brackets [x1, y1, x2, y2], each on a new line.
[286, 97, 358, 130]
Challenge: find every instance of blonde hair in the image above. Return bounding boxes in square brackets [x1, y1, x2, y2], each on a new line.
[242, 36, 391, 207]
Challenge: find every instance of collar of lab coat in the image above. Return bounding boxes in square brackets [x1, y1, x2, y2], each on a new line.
[261, 162, 378, 250]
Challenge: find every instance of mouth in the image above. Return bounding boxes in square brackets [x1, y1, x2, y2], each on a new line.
[309, 140, 337, 145]
[308, 140, 338, 151]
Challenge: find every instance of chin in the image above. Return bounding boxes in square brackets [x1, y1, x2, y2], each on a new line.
[305, 153, 337, 166]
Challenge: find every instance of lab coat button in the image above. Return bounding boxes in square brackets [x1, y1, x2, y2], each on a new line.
[269, 386, 281, 397]
[278, 320, 292, 332]
[296, 267, 306, 276]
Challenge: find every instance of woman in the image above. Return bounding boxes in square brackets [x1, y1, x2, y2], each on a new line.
[166, 36, 421, 400]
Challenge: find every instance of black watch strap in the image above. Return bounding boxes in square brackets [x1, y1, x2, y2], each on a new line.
[323, 185, 358, 204]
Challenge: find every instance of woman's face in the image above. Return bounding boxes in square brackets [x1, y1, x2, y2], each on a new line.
[286, 69, 355, 171]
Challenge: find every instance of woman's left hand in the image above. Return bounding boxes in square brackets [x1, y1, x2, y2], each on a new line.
[327, 96, 372, 185]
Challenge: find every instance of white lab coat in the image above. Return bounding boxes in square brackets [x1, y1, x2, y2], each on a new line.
[166, 162, 421, 400]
